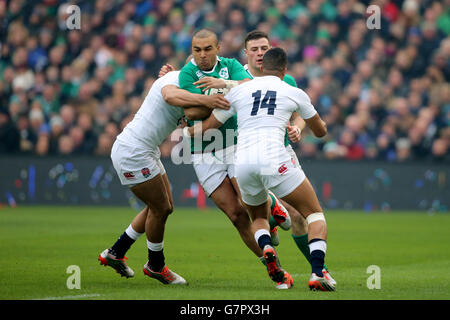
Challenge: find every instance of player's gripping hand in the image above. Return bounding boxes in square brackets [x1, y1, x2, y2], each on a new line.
[194, 76, 226, 92]
[287, 125, 302, 143]
[204, 94, 230, 110]
[158, 63, 175, 78]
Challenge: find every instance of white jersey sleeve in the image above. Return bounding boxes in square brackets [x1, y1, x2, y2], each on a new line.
[291, 88, 317, 119]
[116, 71, 184, 149]
[211, 88, 237, 124]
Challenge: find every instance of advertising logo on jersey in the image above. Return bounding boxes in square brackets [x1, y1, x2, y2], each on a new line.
[123, 172, 135, 180]
[141, 167, 151, 178]
[196, 70, 204, 79]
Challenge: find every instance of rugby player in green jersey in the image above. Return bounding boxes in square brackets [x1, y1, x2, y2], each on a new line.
[185, 30, 335, 285]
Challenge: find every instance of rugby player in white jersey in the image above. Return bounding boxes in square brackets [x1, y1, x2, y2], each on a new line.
[242, 30, 335, 286]
[98, 70, 230, 285]
[186, 48, 335, 291]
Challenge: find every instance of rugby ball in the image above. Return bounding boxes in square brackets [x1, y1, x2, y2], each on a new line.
[205, 87, 230, 96]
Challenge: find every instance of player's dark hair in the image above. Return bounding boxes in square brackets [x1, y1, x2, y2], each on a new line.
[262, 47, 287, 74]
[244, 30, 270, 48]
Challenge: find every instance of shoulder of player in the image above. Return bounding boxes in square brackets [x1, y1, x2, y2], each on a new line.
[282, 74, 298, 87]
[217, 56, 237, 63]
[218, 56, 244, 68]
[276, 80, 304, 96]
[284, 84, 311, 103]
[179, 60, 197, 74]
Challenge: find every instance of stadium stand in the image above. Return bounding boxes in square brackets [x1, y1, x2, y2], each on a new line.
[0, 0, 448, 162]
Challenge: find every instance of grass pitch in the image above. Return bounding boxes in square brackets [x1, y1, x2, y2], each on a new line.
[0, 206, 449, 300]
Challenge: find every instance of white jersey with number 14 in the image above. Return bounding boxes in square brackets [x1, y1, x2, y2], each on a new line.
[213, 75, 317, 167]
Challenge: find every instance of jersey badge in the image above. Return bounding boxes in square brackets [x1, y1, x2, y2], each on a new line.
[219, 67, 229, 79]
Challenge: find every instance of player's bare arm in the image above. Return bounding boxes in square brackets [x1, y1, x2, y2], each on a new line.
[183, 106, 212, 120]
[161, 85, 230, 111]
[304, 113, 327, 138]
[185, 113, 223, 137]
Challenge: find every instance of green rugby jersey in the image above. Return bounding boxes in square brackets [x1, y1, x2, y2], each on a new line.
[243, 65, 298, 147]
[179, 56, 249, 153]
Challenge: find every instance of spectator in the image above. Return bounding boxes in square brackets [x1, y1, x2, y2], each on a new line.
[35, 133, 50, 156]
[95, 132, 114, 156]
[431, 138, 449, 161]
[48, 115, 64, 154]
[0, 108, 20, 153]
[396, 138, 412, 162]
[338, 129, 365, 161]
[59, 104, 76, 131]
[58, 134, 75, 155]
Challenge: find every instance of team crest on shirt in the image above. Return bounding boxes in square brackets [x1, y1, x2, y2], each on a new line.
[141, 168, 151, 178]
[219, 67, 229, 79]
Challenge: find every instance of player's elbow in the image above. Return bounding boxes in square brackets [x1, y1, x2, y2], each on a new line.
[184, 107, 211, 120]
[314, 123, 327, 138]
[311, 120, 327, 138]
[184, 108, 198, 120]
[162, 89, 177, 105]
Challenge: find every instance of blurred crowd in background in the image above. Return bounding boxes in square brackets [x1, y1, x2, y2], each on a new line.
[0, 0, 449, 162]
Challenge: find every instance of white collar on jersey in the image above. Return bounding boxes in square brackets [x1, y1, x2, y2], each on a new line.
[244, 64, 253, 77]
[254, 75, 282, 81]
[245, 65, 281, 81]
[190, 56, 221, 74]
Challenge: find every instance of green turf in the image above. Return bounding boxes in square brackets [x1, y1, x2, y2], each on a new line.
[0, 206, 449, 300]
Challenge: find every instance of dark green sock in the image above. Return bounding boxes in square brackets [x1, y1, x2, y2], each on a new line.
[291, 234, 328, 270]
[268, 193, 277, 230]
[269, 216, 277, 230]
[291, 234, 311, 263]
[259, 256, 267, 267]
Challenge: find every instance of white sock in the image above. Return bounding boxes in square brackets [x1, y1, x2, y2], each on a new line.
[254, 229, 271, 244]
[309, 239, 327, 254]
[147, 240, 164, 252]
[125, 224, 144, 241]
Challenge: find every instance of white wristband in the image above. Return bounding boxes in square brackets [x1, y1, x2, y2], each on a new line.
[182, 126, 191, 138]
[224, 80, 239, 89]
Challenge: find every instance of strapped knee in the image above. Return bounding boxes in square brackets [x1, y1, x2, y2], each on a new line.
[306, 212, 326, 225]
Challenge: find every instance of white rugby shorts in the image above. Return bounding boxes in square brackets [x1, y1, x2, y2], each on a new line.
[235, 158, 306, 206]
[191, 145, 236, 197]
[111, 140, 166, 187]
[286, 144, 301, 168]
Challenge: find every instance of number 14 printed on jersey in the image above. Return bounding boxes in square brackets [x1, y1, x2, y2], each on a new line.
[251, 90, 277, 116]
